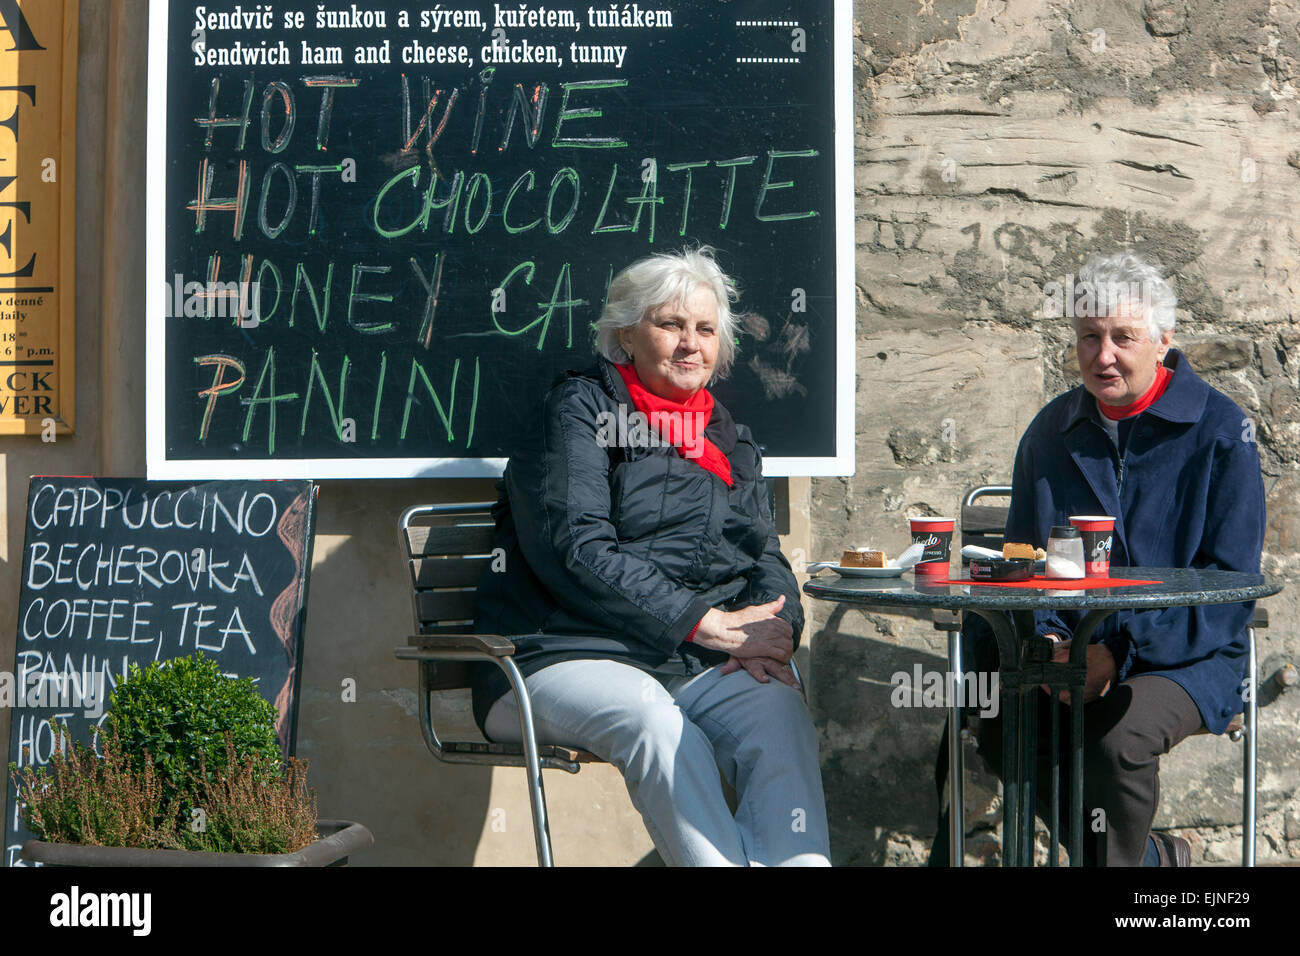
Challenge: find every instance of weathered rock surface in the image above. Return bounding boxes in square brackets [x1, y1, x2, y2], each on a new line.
[819, 0, 1300, 865]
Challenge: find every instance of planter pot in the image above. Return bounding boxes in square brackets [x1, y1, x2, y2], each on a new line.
[20, 820, 373, 867]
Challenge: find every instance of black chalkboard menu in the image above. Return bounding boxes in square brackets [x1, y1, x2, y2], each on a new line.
[146, 0, 854, 478]
[4, 477, 317, 866]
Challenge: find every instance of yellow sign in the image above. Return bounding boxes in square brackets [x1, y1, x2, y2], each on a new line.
[0, 0, 76, 434]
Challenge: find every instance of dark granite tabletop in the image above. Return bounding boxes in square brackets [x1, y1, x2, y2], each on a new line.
[802, 567, 1281, 611]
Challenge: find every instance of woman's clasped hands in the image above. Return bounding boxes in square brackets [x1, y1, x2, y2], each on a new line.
[693, 595, 801, 690]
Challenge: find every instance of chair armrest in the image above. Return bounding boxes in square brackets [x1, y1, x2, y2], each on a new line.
[397, 633, 516, 658]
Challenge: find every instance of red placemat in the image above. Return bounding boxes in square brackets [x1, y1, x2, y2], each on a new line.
[931, 575, 1163, 589]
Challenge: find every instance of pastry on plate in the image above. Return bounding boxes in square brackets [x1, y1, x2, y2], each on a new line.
[841, 548, 886, 568]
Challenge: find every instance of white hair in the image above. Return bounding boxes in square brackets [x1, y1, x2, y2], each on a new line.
[593, 246, 740, 380]
[1073, 252, 1177, 342]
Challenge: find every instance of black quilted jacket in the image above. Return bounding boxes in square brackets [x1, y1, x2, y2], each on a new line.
[471, 358, 803, 733]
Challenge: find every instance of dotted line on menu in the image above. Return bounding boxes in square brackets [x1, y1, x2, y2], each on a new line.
[735, 57, 802, 63]
[736, 20, 800, 27]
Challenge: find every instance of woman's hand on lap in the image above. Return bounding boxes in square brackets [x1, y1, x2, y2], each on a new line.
[694, 596, 794, 662]
[720, 654, 802, 691]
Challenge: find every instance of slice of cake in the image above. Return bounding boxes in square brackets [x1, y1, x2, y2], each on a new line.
[841, 548, 886, 568]
[1002, 542, 1036, 560]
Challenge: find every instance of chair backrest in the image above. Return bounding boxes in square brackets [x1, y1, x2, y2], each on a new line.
[400, 502, 498, 689]
[960, 485, 1012, 560]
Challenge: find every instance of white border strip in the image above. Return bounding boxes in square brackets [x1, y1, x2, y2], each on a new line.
[151, 456, 510, 480]
[145, 3, 170, 480]
[832, 0, 855, 478]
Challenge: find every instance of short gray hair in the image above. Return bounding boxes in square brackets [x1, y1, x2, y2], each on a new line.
[593, 246, 740, 381]
[1074, 252, 1177, 341]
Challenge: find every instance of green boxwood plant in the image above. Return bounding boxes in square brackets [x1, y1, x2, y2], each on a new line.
[107, 654, 282, 796]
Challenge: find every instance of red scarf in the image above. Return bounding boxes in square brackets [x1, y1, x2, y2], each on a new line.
[1099, 365, 1171, 420]
[614, 363, 733, 487]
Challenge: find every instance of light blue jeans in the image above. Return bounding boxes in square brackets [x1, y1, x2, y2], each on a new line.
[484, 658, 831, 866]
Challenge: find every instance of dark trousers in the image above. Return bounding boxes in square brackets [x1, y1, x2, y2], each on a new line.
[930, 673, 1204, 866]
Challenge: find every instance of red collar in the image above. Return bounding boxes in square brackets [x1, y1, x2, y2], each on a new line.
[1099, 365, 1172, 420]
[614, 364, 733, 487]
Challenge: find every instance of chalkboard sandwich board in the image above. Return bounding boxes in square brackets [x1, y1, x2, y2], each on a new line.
[4, 477, 317, 867]
[147, 0, 855, 479]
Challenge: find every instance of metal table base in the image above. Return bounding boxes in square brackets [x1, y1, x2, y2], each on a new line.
[966, 607, 1116, 866]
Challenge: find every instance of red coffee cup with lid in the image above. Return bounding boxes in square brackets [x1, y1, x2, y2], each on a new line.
[1069, 515, 1115, 577]
[910, 516, 955, 577]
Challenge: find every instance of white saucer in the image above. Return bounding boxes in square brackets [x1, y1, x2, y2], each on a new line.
[806, 563, 907, 578]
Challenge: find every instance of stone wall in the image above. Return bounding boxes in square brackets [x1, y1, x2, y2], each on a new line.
[810, 0, 1300, 864]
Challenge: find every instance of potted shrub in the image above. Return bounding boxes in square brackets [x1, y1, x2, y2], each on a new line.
[9, 653, 371, 866]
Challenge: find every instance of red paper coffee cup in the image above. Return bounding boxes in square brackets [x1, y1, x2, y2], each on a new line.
[1069, 515, 1115, 577]
[910, 517, 954, 577]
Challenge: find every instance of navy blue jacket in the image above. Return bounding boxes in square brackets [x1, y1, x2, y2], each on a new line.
[1005, 349, 1265, 735]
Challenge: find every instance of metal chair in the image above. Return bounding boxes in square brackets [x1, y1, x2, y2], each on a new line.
[1188, 609, 1264, 866]
[934, 484, 1267, 866]
[959, 484, 1014, 560]
[394, 502, 601, 867]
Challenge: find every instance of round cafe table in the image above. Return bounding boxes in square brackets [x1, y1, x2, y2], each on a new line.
[803, 567, 1281, 867]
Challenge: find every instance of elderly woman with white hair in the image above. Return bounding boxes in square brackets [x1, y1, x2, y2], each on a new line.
[931, 251, 1266, 867]
[472, 247, 831, 866]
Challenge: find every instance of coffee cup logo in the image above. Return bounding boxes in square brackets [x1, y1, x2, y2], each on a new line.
[909, 518, 954, 575]
[1090, 534, 1113, 562]
[912, 531, 951, 565]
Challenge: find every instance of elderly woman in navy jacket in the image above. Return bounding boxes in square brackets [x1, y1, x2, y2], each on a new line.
[934, 252, 1265, 867]
[473, 247, 830, 866]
